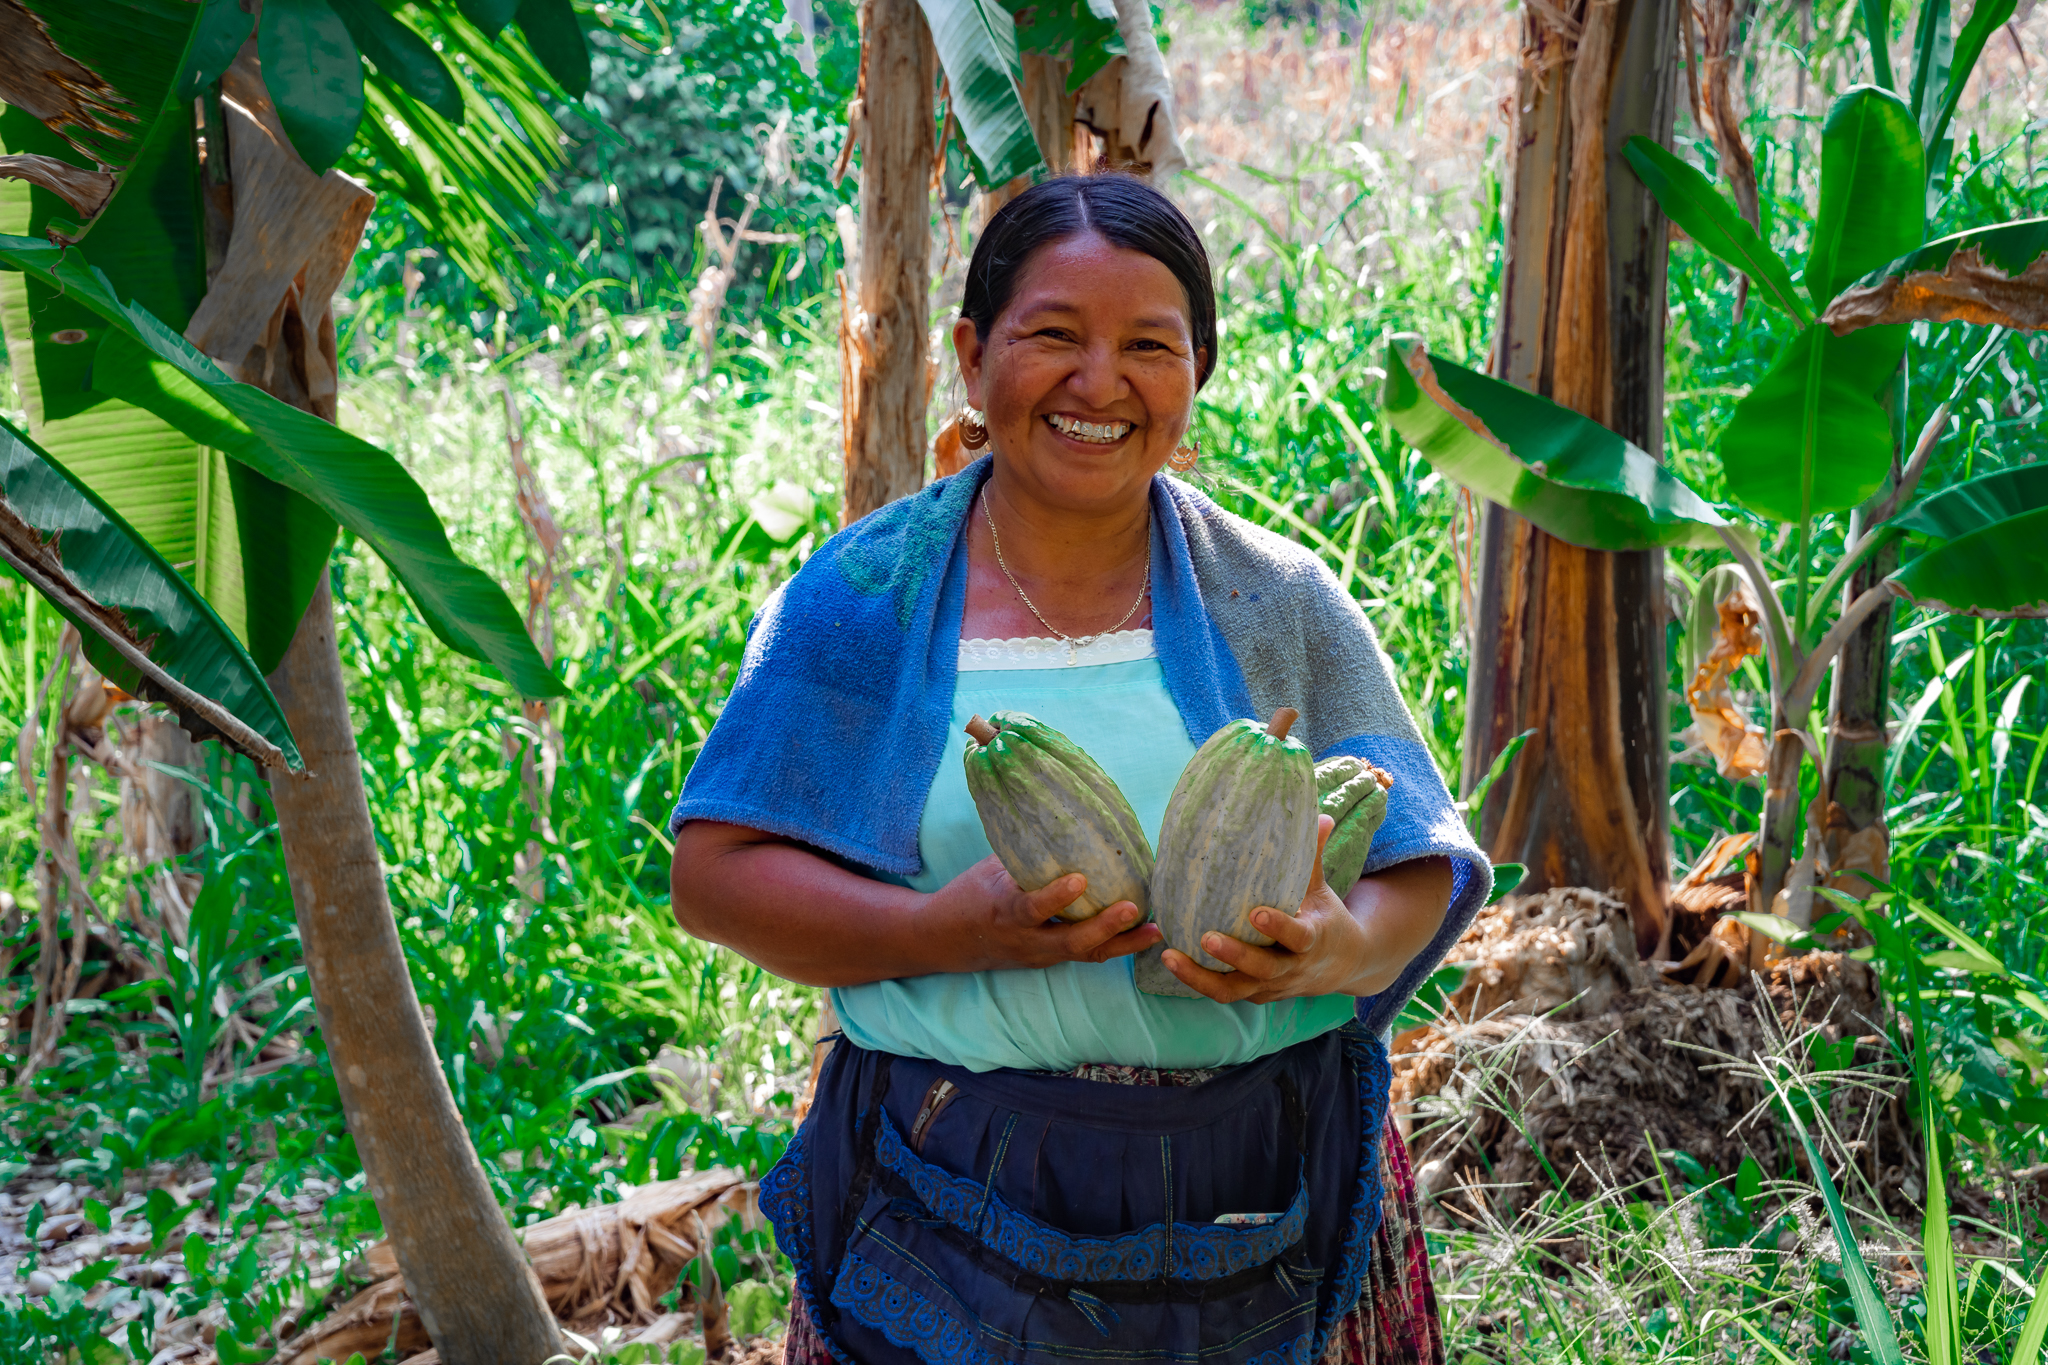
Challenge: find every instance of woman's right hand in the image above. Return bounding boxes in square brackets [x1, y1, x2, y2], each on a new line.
[922, 855, 1162, 973]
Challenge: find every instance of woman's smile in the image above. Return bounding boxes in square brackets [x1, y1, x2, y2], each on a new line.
[1044, 412, 1135, 445]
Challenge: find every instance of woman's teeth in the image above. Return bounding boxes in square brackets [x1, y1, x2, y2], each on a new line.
[1046, 414, 1132, 444]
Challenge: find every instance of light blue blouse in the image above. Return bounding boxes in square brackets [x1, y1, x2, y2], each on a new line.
[829, 639, 1356, 1073]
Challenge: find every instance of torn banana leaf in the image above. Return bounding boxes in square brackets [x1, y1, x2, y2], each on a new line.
[1821, 217, 2048, 334]
[0, 415, 299, 769]
[1380, 338, 1731, 552]
[0, 232, 564, 698]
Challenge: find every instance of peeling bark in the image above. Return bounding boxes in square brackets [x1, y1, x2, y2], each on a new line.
[840, 0, 936, 524]
[1467, 0, 1678, 956]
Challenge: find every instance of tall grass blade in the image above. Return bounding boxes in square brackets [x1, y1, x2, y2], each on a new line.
[1760, 1066, 1908, 1365]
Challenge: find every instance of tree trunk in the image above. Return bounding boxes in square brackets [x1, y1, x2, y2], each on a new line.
[1822, 538, 1898, 827]
[841, 0, 936, 525]
[268, 581, 565, 1365]
[207, 44, 564, 1365]
[1466, 0, 1679, 957]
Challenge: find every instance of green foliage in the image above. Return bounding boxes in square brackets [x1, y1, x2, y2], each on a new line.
[0, 416, 298, 769]
[1381, 341, 1731, 550]
[259, 0, 368, 175]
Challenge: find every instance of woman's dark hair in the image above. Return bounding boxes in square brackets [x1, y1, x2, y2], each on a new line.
[961, 174, 1218, 388]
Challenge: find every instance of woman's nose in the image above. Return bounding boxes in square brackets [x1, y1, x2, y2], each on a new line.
[1065, 341, 1129, 407]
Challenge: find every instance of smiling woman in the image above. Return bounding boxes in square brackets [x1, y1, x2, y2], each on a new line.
[665, 174, 1488, 1365]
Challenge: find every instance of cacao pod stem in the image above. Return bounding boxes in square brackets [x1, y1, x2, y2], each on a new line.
[965, 715, 1000, 746]
[1266, 708, 1300, 740]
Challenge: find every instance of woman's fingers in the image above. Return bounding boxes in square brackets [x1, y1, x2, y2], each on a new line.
[1018, 873, 1088, 921]
[1160, 948, 1266, 1003]
[1077, 914, 1162, 964]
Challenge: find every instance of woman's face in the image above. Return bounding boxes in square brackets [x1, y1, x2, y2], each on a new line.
[954, 231, 1206, 515]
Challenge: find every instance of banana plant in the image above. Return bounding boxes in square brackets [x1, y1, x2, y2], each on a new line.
[1382, 328, 2048, 931]
[1606, 0, 2028, 928]
[920, 0, 1180, 186]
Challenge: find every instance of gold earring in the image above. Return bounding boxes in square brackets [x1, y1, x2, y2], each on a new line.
[1167, 438, 1200, 473]
[959, 408, 989, 450]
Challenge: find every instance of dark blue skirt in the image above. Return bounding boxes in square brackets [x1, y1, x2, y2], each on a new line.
[759, 1021, 1391, 1365]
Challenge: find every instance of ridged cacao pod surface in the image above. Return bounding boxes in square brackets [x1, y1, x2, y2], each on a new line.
[962, 710, 1152, 922]
[1315, 756, 1394, 898]
[1135, 708, 1319, 997]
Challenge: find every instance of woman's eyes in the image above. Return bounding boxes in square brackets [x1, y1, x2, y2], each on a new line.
[1025, 329, 1177, 355]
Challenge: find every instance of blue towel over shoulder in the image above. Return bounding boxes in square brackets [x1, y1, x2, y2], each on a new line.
[668, 456, 1491, 1035]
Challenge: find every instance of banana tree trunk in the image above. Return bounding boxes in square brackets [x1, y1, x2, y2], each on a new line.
[1466, 0, 1680, 956]
[268, 580, 564, 1365]
[207, 47, 564, 1365]
[1822, 537, 1898, 823]
[841, 0, 936, 524]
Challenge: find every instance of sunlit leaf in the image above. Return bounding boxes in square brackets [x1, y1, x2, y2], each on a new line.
[1380, 338, 1730, 551]
[0, 233, 563, 697]
[1807, 86, 1924, 309]
[1622, 136, 1809, 322]
[0, 416, 298, 769]
[919, 0, 1040, 187]
[1822, 217, 2048, 334]
[1716, 322, 1907, 522]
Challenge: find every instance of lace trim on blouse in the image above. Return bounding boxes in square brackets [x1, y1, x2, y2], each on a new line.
[957, 629, 1157, 671]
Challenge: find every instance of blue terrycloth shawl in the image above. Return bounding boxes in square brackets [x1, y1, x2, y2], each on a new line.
[669, 456, 1491, 1035]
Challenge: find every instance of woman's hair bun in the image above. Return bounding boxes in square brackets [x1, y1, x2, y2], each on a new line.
[960, 174, 1218, 389]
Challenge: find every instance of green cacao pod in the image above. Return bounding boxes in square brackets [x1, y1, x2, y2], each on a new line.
[962, 710, 1153, 922]
[1135, 708, 1319, 997]
[1315, 756, 1394, 898]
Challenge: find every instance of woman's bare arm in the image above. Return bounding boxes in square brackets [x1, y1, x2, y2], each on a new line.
[671, 819, 1162, 987]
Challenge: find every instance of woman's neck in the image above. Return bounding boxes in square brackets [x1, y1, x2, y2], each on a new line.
[962, 472, 1154, 642]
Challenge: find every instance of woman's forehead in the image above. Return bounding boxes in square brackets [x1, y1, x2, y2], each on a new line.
[1003, 235, 1192, 323]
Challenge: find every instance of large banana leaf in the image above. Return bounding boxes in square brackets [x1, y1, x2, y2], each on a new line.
[0, 416, 298, 770]
[1891, 508, 2048, 618]
[0, 17, 327, 669]
[919, 0, 1041, 186]
[1887, 460, 2048, 618]
[1381, 340, 1730, 552]
[1717, 323, 1908, 523]
[1821, 218, 2048, 333]
[1893, 463, 2048, 540]
[1623, 137, 1809, 322]
[0, 234, 563, 698]
[1807, 87, 1925, 309]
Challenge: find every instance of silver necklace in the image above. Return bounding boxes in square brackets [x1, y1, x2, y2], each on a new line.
[981, 492, 1150, 666]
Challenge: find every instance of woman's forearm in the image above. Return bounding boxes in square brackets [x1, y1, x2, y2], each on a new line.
[1341, 855, 1455, 997]
[670, 819, 1162, 987]
[671, 821, 940, 986]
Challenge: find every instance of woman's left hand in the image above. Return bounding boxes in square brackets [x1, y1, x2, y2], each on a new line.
[1159, 817, 1453, 1004]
